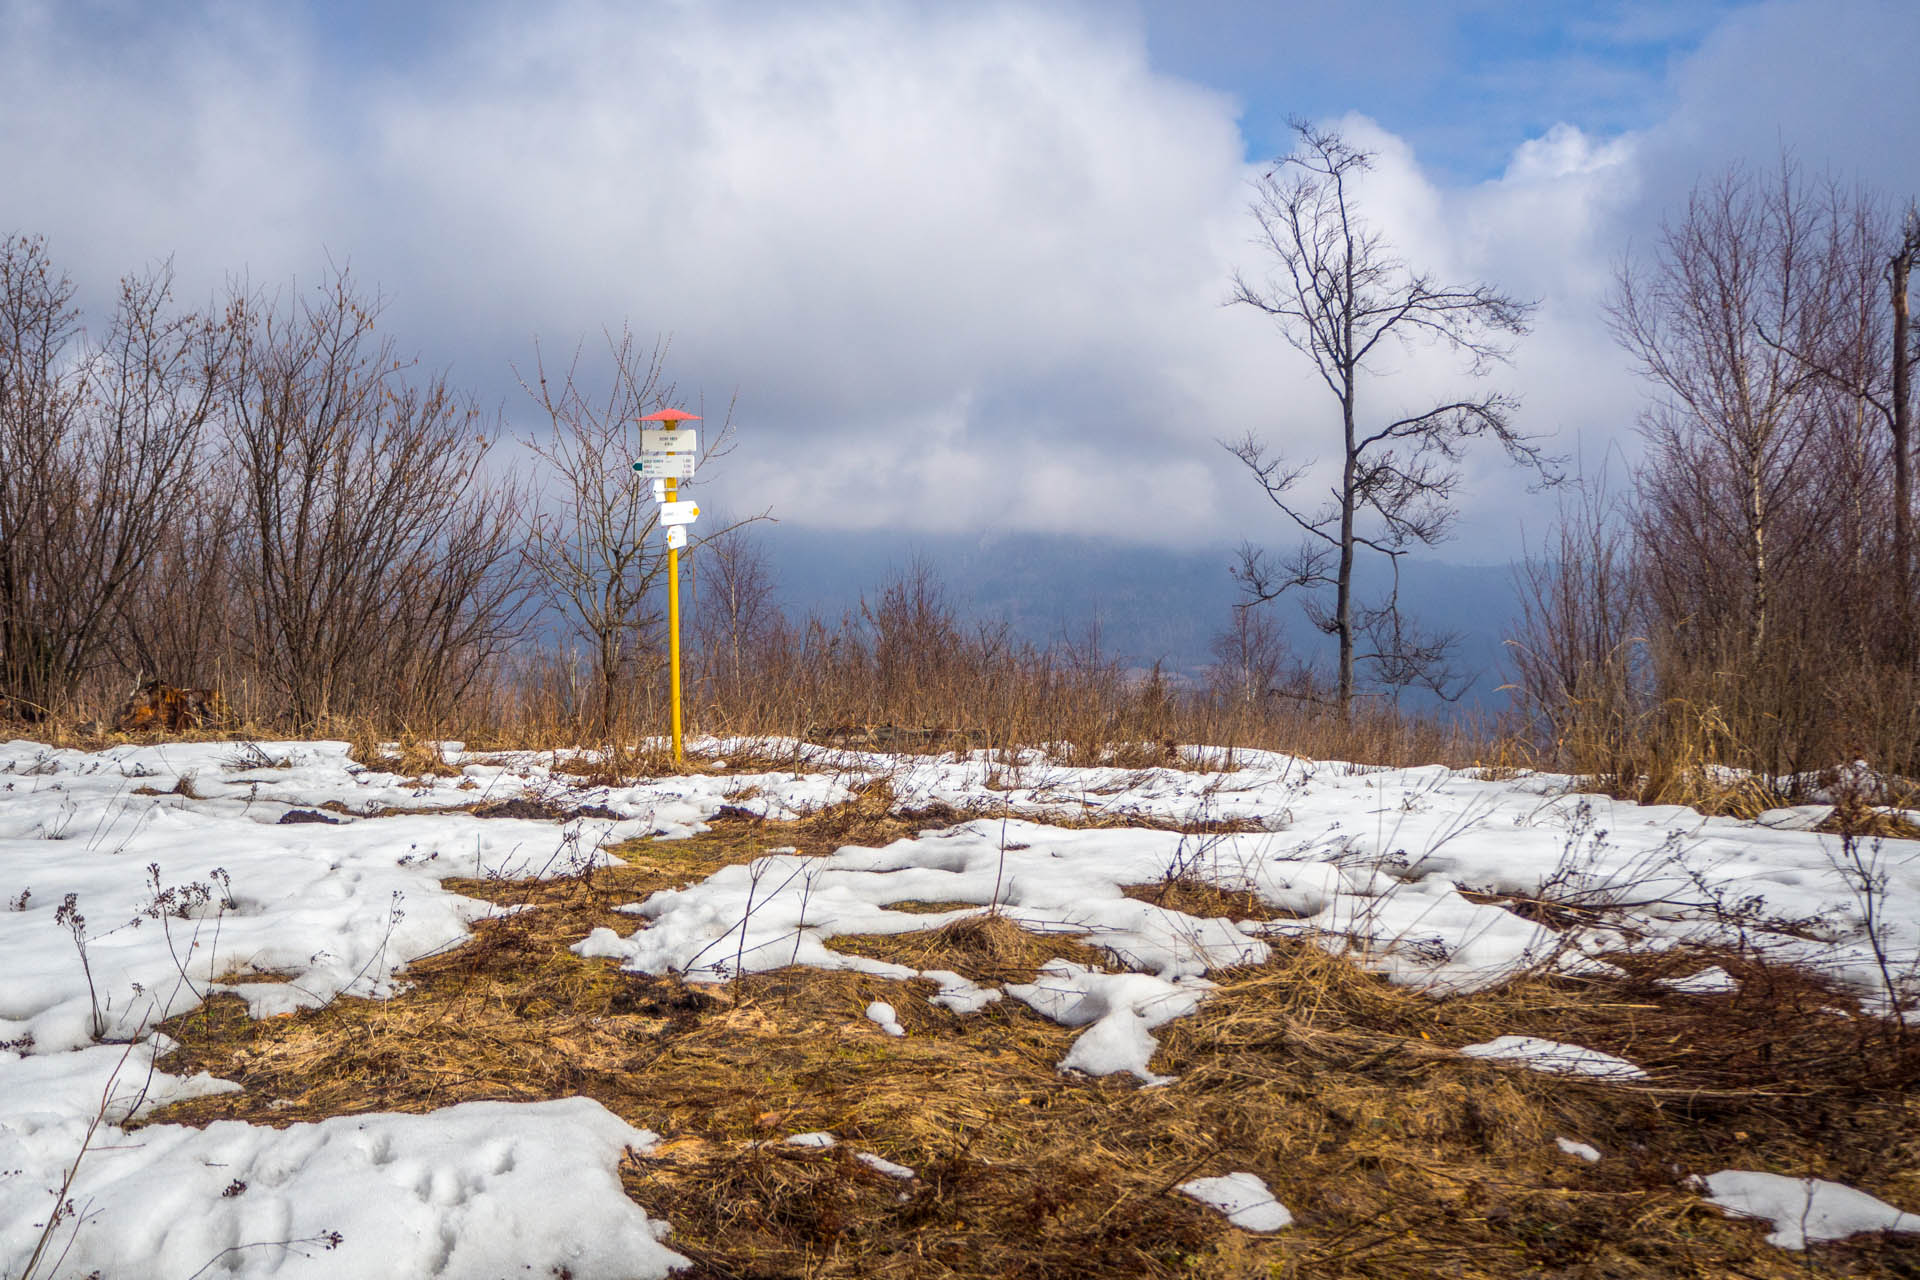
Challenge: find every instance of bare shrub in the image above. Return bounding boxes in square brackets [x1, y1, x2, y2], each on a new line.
[0, 236, 228, 720]
[1523, 163, 1920, 796]
[692, 522, 784, 728]
[223, 269, 526, 728]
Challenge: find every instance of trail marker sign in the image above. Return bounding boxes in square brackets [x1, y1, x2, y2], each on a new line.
[633, 453, 695, 479]
[632, 408, 703, 763]
[641, 427, 698, 454]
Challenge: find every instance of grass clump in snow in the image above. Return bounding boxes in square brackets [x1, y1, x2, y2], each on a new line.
[1119, 876, 1303, 924]
[827, 912, 1116, 986]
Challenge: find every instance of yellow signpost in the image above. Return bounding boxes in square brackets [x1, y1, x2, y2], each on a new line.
[633, 409, 702, 763]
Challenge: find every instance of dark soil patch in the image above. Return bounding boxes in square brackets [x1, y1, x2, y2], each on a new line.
[276, 808, 341, 825]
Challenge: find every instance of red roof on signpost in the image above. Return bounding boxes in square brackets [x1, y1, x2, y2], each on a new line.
[639, 409, 702, 422]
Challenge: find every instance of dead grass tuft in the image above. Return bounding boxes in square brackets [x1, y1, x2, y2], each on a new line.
[880, 899, 978, 915]
[548, 742, 693, 786]
[827, 913, 1114, 986]
[1039, 809, 1274, 835]
[344, 727, 463, 779]
[1815, 789, 1920, 840]
[1121, 877, 1299, 923]
[706, 779, 967, 859]
[209, 966, 293, 986]
[1817, 808, 1920, 840]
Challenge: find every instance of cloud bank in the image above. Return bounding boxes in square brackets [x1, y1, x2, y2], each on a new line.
[1, 0, 1912, 553]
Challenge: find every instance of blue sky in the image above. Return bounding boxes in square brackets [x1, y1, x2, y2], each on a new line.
[2, 0, 1915, 558]
[292, 0, 1734, 174]
[283, 1, 1740, 176]
[1136, 0, 1737, 175]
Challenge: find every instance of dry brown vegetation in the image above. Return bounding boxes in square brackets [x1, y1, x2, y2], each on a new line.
[1511, 170, 1920, 805]
[1, 235, 1505, 780]
[8, 164, 1920, 807]
[0, 228, 1506, 782]
[141, 801, 1920, 1279]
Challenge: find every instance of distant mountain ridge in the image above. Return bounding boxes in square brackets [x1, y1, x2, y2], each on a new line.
[748, 526, 1525, 711]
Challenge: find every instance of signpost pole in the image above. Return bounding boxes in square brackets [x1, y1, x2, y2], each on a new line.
[636, 409, 702, 766]
[666, 472, 684, 763]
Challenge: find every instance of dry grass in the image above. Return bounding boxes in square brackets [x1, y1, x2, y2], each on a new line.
[826, 912, 1116, 986]
[1814, 789, 1920, 841]
[1120, 877, 1302, 924]
[138, 796, 1920, 1280]
[363, 729, 466, 778]
[1548, 700, 1794, 818]
[14, 543, 1514, 779]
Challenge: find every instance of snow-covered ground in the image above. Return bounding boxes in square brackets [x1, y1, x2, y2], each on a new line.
[3, 736, 1917, 1275]
[593, 741, 1920, 1009]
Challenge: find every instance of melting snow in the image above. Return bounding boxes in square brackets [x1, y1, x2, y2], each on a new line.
[924, 968, 1003, 1013]
[866, 1000, 906, 1036]
[1178, 1172, 1293, 1232]
[5, 734, 1920, 1273]
[856, 1151, 916, 1179]
[0, 1069, 681, 1278]
[1007, 960, 1212, 1085]
[1459, 1035, 1648, 1080]
[786, 1131, 838, 1148]
[1657, 965, 1740, 995]
[1555, 1136, 1603, 1163]
[1697, 1171, 1920, 1249]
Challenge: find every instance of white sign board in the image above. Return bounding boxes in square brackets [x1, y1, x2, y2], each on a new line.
[634, 453, 695, 479]
[665, 524, 687, 549]
[658, 499, 700, 527]
[641, 428, 698, 454]
[650, 477, 668, 502]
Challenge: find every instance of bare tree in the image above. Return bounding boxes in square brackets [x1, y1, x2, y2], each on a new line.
[0, 236, 227, 718]
[112, 467, 249, 701]
[693, 522, 782, 724]
[223, 269, 526, 727]
[1534, 166, 1916, 783]
[1206, 602, 1290, 709]
[1726, 180, 1919, 652]
[1610, 163, 1834, 659]
[1893, 207, 1920, 595]
[1509, 475, 1648, 778]
[1228, 120, 1549, 715]
[520, 329, 744, 738]
[862, 556, 966, 719]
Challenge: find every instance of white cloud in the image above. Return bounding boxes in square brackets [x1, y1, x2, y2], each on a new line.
[2, 0, 1910, 556]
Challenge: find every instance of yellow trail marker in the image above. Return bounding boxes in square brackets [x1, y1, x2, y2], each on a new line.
[666, 472, 684, 762]
[638, 408, 703, 764]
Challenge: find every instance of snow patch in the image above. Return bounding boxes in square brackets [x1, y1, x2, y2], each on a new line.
[1555, 1136, 1602, 1163]
[1657, 966, 1739, 995]
[856, 1151, 915, 1179]
[1178, 1172, 1293, 1232]
[1460, 1035, 1648, 1080]
[1007, 961, 1211, 1085]
[0, 1095, 681, 1278]
[923, 969, 1003, 1014]
[1697, 1171, 1920, 1249]
[786, 1131, 838, 1148]
[866, 1000, 905, 1036]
